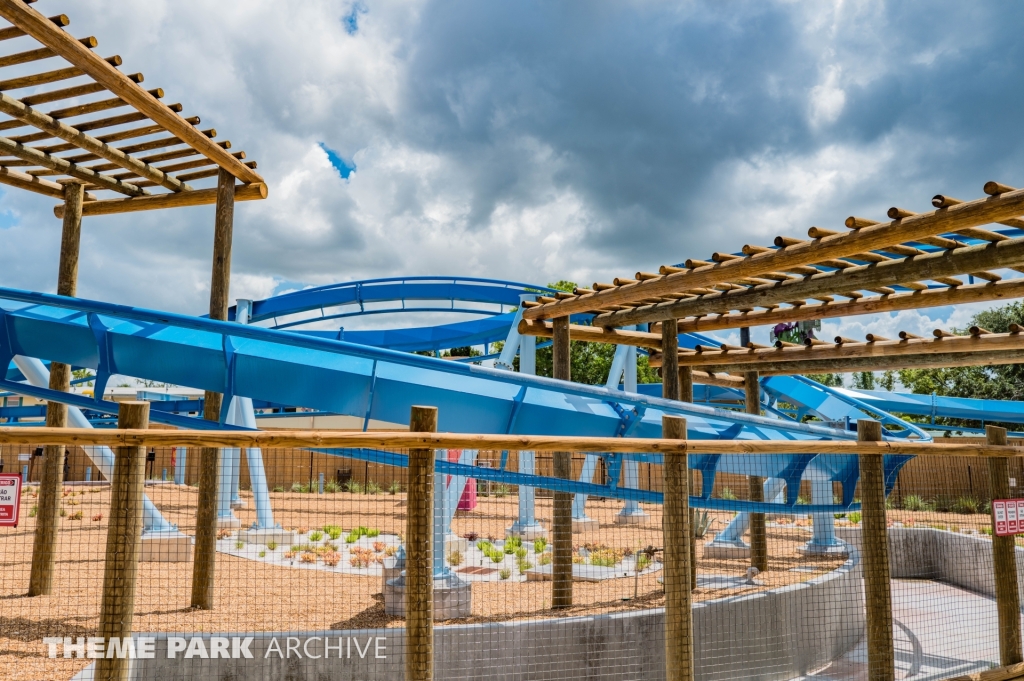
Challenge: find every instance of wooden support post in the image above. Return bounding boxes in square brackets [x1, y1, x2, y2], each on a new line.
[662, 318, 680, 401]
[95, 402, 149, 681]
[27, 180, 83, 597]
[859, 419, 894, 681]
[552, 316, 573, 608]
[191, 168, 235, 610]
[988, 425, 1023, 666]
[663, 414, 694, 681]
[406, 406, 437, 681]
[678, 365, 698, 591]
[745, 368, 768, 573]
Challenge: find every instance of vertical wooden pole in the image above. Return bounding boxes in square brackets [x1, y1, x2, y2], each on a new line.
[678, 366, 698, 591]
[95, 402, 150, 681]
[28, 180, 84, 597]
[663, 415, 693, 681]
[745, 369, 767, 573]
[191, 168, 235, 610]
[988, 425, 1023, 666]
[551, 316, 573, 608]
[407, 406, 437, 681]
[661, 319, 680, 401]
[859, 419, 894, 681]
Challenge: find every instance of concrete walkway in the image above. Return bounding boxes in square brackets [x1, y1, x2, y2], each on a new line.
[801, 579, 1013, 680]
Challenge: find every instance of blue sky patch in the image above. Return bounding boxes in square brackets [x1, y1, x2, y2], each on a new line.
[0, 208, 18, 230]
[318, 142, 356, 179]
[342, 3, 366, 35]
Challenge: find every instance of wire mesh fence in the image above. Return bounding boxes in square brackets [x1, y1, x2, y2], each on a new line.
[0, 428, 1021, 681]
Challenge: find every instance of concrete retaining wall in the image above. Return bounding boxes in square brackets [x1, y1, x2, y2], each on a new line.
[837, 526, 1024, 602]
[80, 549, 864, 681]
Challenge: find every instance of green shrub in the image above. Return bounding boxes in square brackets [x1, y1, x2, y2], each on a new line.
[533, 537, 547, 553]
[344, 481, 363, 494]
[635, 553, 652, 572]
[902, 494, 929, 512]
[365, 482, 382, 495]
[517, 560, 533, 575]
[29, 505, 38, 518]
[290, 482, 307, 493]
[272, 486, 285, 493]
[694, 510, 715, 538]
[345, 532, 359, 544]
[499, 568, 512, 580]
[266, 541, 277, 551]
[366, 528, 381, 538]
[494, 484, 511, 498]
[309, 530, 324, 542]
[388, 481, 402, 495]
[952, 496, 982, 514]
[932, 495, 954, 513]
[720, 487, 737, 501]
[981, 526, 993, 536]
[258, 550, 266, 558]
[476, 540, 493, 554]
[538, 553, 552, 566]
[327, 528, 343, 540]
[489, 549, 504, 564]
[847, 511, 862, 524]
[448, 551, 463, 566]
[324, 480, 341, 493]
[235, 540, 245, 549]
[515, 547, 528, 560]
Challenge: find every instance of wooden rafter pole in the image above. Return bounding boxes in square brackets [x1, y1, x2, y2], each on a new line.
[0, 92, 192, 192]
[0, 165, 96, 200]
[649, 349, 1024, 375]
[190, 169, 236, 610]
[27, 180, 83, 597]
[53, 182, 268, 218]
[524, 187, 1024, 320]
[0, 0, 264, 184]
[551, 316, 573, 608]
[591, 236, 1024, 327]
[0, 134, 145, 196]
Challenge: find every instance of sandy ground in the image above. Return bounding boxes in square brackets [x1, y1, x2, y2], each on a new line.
[1, 483, 951, 681]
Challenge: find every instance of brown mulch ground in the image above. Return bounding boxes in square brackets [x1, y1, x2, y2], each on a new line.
[1, 484, 867, 680]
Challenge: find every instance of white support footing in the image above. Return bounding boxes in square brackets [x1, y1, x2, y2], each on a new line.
[140, 530, 193, 563]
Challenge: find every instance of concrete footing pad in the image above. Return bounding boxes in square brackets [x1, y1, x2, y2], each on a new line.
[703, 540, 751, 559]
[798, 541, 849, 556]
[216, 516, 241, 529]
[615, 512, 652, 526]
[383, 572, 472, 619]
[572, 517, 600, 533]
[506, 523, 548, 540]
[140, 530, 193, 562]
[237, 528, 297, 546]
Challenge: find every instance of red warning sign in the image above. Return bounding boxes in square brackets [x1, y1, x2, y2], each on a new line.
[992, 499, 1024, 537]
[0, 474, 22, 527]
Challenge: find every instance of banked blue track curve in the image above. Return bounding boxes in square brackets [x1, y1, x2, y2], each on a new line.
[0, 282, 917, 513]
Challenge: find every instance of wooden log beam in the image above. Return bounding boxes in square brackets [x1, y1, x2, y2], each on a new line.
[659, 279, 1024, 334]
[4, 427, 1024, 457]
[0, 13, 67, 41]
[0, 92, 191, 192]
[592, 236, 1024, 327]
[669, 331, 1024, 368]
[0, 54, 122, 92]
[0, 34, 97, 69]
[0, 165, 95, 199]
[0, 134, 145, 195]
[524, 187, 1024, 321]
[653, 349, 1024, 375]
[19, 75, 140, 107]
[7, 105, 183, 147]
[0, 0, 263, 184]
[53, 181, 267, 218]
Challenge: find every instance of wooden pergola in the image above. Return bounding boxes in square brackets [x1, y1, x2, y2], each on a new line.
[0, 0, 267, 613]
[0, 0, 266, 215]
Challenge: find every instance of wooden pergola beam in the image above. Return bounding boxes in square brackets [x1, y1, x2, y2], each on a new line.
[523, 187, 1024, 321]
[667, 278, 1024, 334]
[0, 134, 145, 196]
[0, 165, 94, 200]
[0, 92, 191, 192]
[53, 181, 268, 218]
[591, 236, 1024, 327]
[0, 54, 122, 92]
[0, 0, 263, 184]
[649, 349, 1024, 375]
[670, 331, 1024, 368]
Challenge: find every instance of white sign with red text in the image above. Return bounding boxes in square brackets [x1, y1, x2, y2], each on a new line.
[992, 498, 1024, 536]
[0, 473, 22, 527]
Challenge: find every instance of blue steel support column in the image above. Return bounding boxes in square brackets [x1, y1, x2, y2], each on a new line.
[433, 451, 449, 578]
[803, 477, 845, 553]
[709, 478, 786, 546]
[234, 299, 276, 531]
[173, 447, 186, 485]
[618, 327, 649, 523]
[508, 295, 546, 538]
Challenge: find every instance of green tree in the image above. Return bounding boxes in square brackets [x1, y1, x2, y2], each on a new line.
[805, 373, 843, 387]
[852, 371, 875, 390]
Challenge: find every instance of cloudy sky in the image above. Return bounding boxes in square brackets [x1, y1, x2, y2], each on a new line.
[2, 0, 1023, 348]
